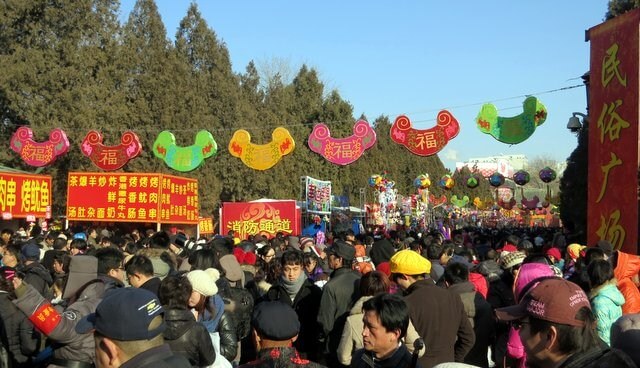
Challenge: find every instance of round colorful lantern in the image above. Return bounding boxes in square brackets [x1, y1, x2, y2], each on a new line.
[488, 172, 505, 187]
[413, 174, 431, 190]
[439, 174, 455, 190]
[369, 174, 382, 188]
[466, 174, 480, 189]
[513, 170, 530, 186]
[539, 167, 557, 183]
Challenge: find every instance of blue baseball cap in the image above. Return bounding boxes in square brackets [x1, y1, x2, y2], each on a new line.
[76, 288, 165, 341]
[73, 232, 87, 240]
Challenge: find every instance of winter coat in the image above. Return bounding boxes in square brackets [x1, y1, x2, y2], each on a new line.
[238, 347, 327, 368]
[197, 294, 238, 361]
[589, 281, 625, 346]
[139, 277, 162, 297]
[120, 343, 192, 368]
[556, 346, 636, 368]
[263, 278, 322, 359]
[0, 291, 39, 367]
[404, 279, 475, 368]
[448, 282, 494, 368]
[337, 295, 423, 366]
[317, 267, 361, 356]
[351, 344, 421, 368]
[163, 308, 216, 367]
[613, 251, 640, 314]
[20, 261, 53, 300]
[13, 278, 115, 364]
[468, 272, 488, 299]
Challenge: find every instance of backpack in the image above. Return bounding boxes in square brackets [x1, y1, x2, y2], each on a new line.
[352, 244, 375, 274]
[221, 286, 254, 340]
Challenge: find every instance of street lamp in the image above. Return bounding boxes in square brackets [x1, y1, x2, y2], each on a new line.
[567, 112, 589, 133]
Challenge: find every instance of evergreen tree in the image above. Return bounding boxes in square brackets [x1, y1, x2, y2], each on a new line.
[605, 0, 640, 19]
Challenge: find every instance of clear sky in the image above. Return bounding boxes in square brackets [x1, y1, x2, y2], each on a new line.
[120, 1, 608, 171]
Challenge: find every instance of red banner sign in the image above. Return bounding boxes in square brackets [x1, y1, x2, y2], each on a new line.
[0, 172, 52, 219]
[220, 200, 300, 240]
[199, 217, 214, 234]
[587, 10, 640, 254]
[67, 173, 198, 224]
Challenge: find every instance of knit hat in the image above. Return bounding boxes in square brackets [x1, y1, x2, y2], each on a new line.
[186, 268, 220, 297]
[567, 243, 586, 260]
[252, 301, 300, 340]
[501, 251, 526, 270]
[20, 242, 41, 261]
[299, 237, 314, 250]
[390, 250, 431, 275]
[498, 244, 518, 254]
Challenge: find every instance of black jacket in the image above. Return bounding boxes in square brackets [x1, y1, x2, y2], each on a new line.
[163, 308, 216, 367]
[218, 308, 239, 361]
[120, 343, 192, 368]
[140, 277, 162, 297]
[351, 344, 421, 368]
[263, 278, 323, 359]
[20, 261, 53, 299]
[0, 292, 39, 367]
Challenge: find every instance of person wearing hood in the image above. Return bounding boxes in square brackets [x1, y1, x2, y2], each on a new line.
[187, 267, 238, 362]
[19, 241, 53, 300]
[159, 274, 215, 366]
[12, 253, 122, 367]
[587, 259, 624, 346]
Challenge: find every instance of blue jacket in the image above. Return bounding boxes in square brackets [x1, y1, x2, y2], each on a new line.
[590, 281, 625, 346]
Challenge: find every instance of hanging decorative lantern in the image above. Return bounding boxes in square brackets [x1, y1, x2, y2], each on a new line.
[513, 170, 530, 186]
[488, 172, 505, 187]
[413, 174, 431, 189]
[439, 174, 455, 190]
[466, 174, 480, 188]
[539, 166, 557, 183]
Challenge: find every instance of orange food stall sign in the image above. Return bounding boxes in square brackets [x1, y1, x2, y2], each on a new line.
[0, 173, 52, 220]
[220, 200, 300, 241]
[199, 217, 214, 234]
[587, 9, 640, 254]
[66, 173, 198, 224]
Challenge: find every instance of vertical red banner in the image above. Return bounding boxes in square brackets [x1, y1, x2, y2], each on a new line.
[159, 175, 199, 224]
[587, 9, 640, 254]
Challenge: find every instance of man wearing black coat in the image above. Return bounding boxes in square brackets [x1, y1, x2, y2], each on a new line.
[263, 250, 322, 360]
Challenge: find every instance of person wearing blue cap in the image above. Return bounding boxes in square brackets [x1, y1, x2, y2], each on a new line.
[76, 288, 191, 368]
[239, 301, 326, 368]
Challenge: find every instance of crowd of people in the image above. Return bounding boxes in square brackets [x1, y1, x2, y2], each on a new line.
[0, 224, 639, 368]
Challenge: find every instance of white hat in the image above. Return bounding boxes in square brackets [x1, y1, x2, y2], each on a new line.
[186, 268, 220, 297]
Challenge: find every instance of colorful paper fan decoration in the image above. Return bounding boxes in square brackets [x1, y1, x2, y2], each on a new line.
[513, 170, 530, 186]
[153, 130, 217, 172]
[439, 174, 455, 190]
[80, 130, 142, 170]
[229, 127, 295, 170]
[488, 172, 505, 187]
[308, 120, 376, 165]
[10, 126, 70, 167]
[390, 111, 460, 156]
[413, 174, 431, 190]
[476, 96, 547, 144]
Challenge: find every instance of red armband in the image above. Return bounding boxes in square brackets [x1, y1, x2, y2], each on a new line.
[28, 303, 61, 335]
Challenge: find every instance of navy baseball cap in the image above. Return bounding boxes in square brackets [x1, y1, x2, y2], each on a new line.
[76, 288, 165, 341]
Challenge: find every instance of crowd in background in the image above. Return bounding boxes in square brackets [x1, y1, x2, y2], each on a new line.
[0, 223, 639, 368]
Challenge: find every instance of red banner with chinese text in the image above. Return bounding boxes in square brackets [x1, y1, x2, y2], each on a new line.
[66, 173, 198, 224]
[220, 200, 300, 241]
[199, 217, 214, 234]
[0, 173, 52, 219]
[159, 175, 198, 224]
[587, 10, 640, 254]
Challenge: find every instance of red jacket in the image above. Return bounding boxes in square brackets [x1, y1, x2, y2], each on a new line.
[613, 251, 640, 314]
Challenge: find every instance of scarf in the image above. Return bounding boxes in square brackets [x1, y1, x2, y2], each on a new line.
[281, 272, 306, 301]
